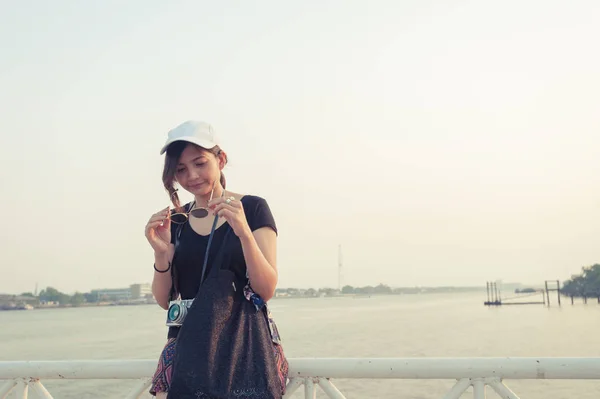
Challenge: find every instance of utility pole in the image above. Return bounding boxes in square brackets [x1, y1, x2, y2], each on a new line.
[338, 244, 343, 292]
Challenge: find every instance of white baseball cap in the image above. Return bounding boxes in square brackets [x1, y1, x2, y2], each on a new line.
[159, 120, 219, 155]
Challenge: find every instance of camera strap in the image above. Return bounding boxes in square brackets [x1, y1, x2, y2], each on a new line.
[199, 188, 228, 285]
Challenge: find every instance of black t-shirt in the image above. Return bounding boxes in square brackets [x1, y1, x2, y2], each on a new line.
[166, 195, 277, 338]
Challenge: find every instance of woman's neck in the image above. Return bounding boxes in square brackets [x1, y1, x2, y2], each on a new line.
[194, 183, 224, 206]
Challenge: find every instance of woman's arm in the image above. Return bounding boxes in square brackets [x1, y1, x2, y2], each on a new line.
[151, 247, 175, 310]
[239, 227, 278, 301]
[210, 195, 278, 301]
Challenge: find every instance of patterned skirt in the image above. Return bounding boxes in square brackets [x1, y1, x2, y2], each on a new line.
[149, 338, 176, 396]
[149, 285, 288, 397]
[149, 338, 221, 398]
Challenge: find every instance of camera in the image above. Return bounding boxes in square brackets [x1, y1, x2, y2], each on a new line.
[166, 299, 194, 327]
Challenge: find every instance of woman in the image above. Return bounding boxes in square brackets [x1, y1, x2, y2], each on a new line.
[144, 120, 287, 398]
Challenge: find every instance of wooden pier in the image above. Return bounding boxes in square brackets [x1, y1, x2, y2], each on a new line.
[483, 279, 599, 307]
[483, 281, 546, 306]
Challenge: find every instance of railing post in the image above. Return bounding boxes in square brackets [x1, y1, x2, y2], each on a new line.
[472, 378, 486, 398]
[317, 378, 347, 399]
[304, 377, 316, 399]
[442, 378, 471, 399]
[0, 380, 17, 398]
[14, 379, 28, 399]
[488, 379, 520, 399]
[124, 378, 151, 399]
[29, 380, 54, 399]
[282, 377, 303, 398]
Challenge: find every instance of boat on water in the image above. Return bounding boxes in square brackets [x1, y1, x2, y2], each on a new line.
[0, 304, 34, 311]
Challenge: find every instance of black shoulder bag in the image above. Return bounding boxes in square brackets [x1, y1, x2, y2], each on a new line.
[167, 219, 288, 398]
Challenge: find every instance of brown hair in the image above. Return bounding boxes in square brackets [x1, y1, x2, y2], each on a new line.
[162, 141, 228, 212]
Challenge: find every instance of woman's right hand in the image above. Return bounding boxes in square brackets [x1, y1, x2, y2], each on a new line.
[145, 207, 172, 255]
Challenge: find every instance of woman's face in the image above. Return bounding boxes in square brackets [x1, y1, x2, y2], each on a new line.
[174, 143, 223, 197]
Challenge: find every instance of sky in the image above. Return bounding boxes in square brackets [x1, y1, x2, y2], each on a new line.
[0, 0, 598, 295]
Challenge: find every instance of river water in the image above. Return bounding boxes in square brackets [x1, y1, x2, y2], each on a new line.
[1, 292, 598, 398]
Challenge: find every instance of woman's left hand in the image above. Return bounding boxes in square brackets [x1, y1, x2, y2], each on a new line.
[209, 196, 251, 238]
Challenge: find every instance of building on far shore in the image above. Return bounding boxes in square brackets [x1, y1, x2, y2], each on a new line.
[90, 287, 132, 302]
[130, 283, 152, 300]
[90, 283, 153, 302]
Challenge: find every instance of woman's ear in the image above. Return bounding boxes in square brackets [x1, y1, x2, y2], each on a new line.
[218, 151, 228, 169]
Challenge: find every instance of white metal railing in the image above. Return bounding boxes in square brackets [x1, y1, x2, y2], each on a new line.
[1, 357, 599, 398]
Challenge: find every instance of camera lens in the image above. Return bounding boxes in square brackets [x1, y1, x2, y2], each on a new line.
[168, 302, 187, 324]
[168, 304, 180, 321]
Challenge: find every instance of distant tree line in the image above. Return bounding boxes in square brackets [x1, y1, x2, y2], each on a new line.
[274, 285, 394, 297]
[275, 284, 482, 297]
[341, 284, 481, 295]
[20, 287, 90, 307]
[275, 287, 340, 297]
[561, 264, 600, 297]
[342, 284, 393, 294]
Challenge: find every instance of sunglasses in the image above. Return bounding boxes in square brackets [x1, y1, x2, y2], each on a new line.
[169, 188, 216, 224]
